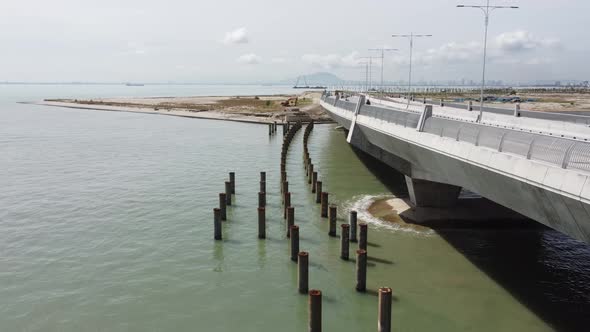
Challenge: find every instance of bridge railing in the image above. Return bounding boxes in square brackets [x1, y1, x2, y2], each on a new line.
[360, 104, 421, 129]
[335, 99, 357, 112]
[321, 94, 590, 173]
[422, 116, 590, 172]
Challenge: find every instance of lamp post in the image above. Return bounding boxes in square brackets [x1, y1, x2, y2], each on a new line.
[392, 33, 432, 103]
[357, 59, 369, 92]
[359, 57, 377, 93]
[368, 47, 398, 92]
[457, 1, 519, 122]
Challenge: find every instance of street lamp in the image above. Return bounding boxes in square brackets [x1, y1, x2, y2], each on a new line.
[457, 1, 519, 122]
[392, 33, 432, 103]
[357, 59, 369, 92]
[368, 47, 398, 92]
[359, 56, 377, 92]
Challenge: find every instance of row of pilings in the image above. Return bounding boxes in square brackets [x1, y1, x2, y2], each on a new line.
[212, 121, 392, 331]
[301, 120, 392, 331]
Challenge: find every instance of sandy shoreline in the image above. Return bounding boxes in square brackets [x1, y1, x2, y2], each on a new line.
[31, 101, 283, 124]
[33, 91, 334, 125]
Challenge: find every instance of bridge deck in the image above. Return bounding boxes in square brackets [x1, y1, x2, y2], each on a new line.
[321, 92, 590, 243]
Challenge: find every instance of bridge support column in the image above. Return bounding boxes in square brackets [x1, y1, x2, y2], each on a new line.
[405, 176, 461, 208]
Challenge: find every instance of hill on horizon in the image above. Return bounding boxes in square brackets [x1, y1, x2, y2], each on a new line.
[279, 72, 344, 86]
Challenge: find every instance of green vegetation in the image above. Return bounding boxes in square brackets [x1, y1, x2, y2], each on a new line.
[297, 98, 313, 106]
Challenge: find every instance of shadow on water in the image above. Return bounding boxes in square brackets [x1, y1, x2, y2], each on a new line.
[345, 258, 376, 268]
[436, 228, 590, 332]
[349, 144, 408, 197]
[350, 140, 590, 331]
[367, 256, 394, 265]
[363, 289, 400, 301]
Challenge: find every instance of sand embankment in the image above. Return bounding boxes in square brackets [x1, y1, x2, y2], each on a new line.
[368, 196, 537, 230]
[34, 91, 333, 124]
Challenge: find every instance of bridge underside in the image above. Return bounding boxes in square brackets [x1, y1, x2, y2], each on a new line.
[405, 177, 462, 208]
[338, 119, 590, 243]
[342, 120, 462, 207]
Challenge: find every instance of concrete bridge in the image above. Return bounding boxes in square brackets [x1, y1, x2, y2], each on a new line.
[320, 92, 590, 243]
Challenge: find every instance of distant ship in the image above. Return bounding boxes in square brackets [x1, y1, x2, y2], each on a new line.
[293, 76, 326, 89]
[125, 83, 144, 86]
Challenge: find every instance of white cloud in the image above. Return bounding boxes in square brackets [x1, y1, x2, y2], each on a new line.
[523, 57, 554, 66]
[237, 53, 261, 64]
[407, 31, 561, 67]
[495, 30, 560, 53]
[301, 51, 362, 69]
[123, 41, 147, 56]
[223, 27, 249, 45]
[271, 57, 289, 64]
[420, 41, 481, 65]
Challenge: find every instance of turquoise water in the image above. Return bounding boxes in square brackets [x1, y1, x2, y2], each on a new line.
[1, 85, 590, 331]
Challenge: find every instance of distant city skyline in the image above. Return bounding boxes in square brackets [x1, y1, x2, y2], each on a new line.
[4, 75, 586, 88]
[1, 0, 588, 83]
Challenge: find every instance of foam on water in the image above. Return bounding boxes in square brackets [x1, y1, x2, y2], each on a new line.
[342, 194, 435, 236]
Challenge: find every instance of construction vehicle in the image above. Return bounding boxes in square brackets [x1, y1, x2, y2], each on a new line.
[281, 97, 298, 107]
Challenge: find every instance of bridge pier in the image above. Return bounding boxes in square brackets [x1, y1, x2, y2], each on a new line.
[405, 176, 461, 208]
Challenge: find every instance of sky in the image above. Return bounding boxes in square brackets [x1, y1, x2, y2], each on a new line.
[1, 0, 588, 84]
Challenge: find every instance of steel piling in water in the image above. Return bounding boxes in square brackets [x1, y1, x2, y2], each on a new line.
[315, 181, 322, 204]
[298, 251, 309, 294]
[224, 181, 232, 206]
[320, 192, 329, 218]
[349, 210, 358, 242]
[286, 206, 295, 237]
[283, 192, 291, 219]
[308, 164, 314, 184]
[260, 171, 266, 182]
[309, 290, 322, 332]
[328, 205, 337, 237]
[356, 249, 367, 292]
[258, 207, 266, 239]
[290, 225, 299, 262]
[213, 208, 222, 240]
[312, 172, 318, 193]
[280, 169, 286, 183]
[229, 172, 235, 194]
[259, 181, 266, 194]
[219, 193, 227, 221]
[359, 223, 368, 251]
[378, 287, 393, 332]
[258, 191, 266, 208]
[340, 224, 350, 260]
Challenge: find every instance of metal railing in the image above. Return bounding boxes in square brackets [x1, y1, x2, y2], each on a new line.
[321, 94, 590, 173]
[342, 100, 357, 112]
[360, 105, 421, 129]
[422, 116, 590, 172]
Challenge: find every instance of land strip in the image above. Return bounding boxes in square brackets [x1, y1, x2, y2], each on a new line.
[36, 91, 333, 124]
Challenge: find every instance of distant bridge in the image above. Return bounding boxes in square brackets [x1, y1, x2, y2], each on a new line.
[320, 92, 590, 243]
